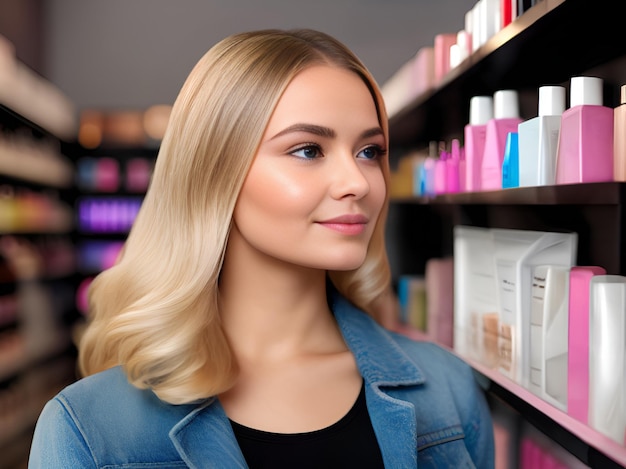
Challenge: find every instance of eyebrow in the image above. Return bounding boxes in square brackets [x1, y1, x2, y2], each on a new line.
[269, 123, 384, 141]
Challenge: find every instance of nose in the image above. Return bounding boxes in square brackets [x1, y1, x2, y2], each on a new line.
[328, 151, 370, 200]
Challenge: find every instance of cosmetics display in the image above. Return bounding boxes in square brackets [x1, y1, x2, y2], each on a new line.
[0, 45, 79, 462]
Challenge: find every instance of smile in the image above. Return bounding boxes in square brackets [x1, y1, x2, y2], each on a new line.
[316, 214, 369, 235]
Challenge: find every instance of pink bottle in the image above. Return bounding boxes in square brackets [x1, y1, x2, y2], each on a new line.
[464, 96, 493, 192]
[567, 266, 606, 424]
[434, 33, 457, 84]
[434, 150, 448, 194]
[555, 76, 614, 184]
[446, 139, 462, 193]
[481, 90, 522, 190]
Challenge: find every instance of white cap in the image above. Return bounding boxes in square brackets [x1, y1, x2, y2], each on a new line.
[620, 84, 626, 105]
[469, 96, 493, 125]
[538, 86, 566, 116]
[570, 76, 603, 107]
[493, 90, 519, 119]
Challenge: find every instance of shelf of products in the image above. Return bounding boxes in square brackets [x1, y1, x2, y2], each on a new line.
[385, 0, 626, 467]
[389, 0, 626, 149]
[398, 326, 625, 467]
[73, 145, 156, 317]
[0, 54, 79, 464]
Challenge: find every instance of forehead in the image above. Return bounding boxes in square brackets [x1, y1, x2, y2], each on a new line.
[265, 65, 380, 131]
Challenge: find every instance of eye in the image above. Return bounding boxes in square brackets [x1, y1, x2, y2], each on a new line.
[357, 145, 386, 160]
[290, 144, 323, 160]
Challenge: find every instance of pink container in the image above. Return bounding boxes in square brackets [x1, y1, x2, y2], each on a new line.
[567, 266, 606, 424]
[465, 96, 493, 192]
[556, 77, 614, 184]
[481, 90, 522, 191]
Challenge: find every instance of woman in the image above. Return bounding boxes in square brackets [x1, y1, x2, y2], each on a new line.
[29, 29, 494, 468]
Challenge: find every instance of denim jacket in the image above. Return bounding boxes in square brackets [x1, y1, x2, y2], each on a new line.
[29, 294, 494, 468]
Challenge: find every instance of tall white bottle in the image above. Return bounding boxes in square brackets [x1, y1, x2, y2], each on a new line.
[589, 275, 626, 445]
[518, 86, 566, 186]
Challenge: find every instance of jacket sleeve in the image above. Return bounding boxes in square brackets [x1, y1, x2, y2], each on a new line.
[29, 397, 97, 469]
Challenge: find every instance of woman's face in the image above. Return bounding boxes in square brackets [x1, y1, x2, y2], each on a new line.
[230, 65, 386, 272]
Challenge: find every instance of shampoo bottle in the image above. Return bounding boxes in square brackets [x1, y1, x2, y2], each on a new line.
[481, 90, 522, 190]
[465, 96, 493, 192]
[555, 76, 614, 184]
[518, 86, 566, 187]
[614, 85, 626, 181]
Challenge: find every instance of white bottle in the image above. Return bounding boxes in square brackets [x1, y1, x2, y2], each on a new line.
[589, 275, 626, 444]
[518, 86, 566, 186]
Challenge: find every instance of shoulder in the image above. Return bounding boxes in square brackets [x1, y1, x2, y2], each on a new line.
[58, 365, 196, 432]
[32, 366, 197, 466]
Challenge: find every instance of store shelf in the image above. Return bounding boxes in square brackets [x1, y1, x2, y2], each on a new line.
[389, 0, 626, 147]
[391, 182, 626, 206]
[396, 326, 626, 468]
[0, 334, 71, 383]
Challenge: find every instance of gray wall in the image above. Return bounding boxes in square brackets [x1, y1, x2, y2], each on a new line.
[40, 0, 474, 111]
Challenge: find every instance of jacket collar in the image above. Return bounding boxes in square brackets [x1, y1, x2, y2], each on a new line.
[169, 291, 425, 468]
[329, 292, 425, 387]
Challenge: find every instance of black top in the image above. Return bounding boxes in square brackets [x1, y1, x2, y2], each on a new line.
[229, 381, 385, 468]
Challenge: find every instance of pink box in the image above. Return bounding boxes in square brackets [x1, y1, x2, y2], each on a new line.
[567, 266, 606, 423]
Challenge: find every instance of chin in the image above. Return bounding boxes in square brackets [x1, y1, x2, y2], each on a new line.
[319, 253, 367, 272]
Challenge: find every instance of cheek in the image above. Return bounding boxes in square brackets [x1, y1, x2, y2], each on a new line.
[368, 169, 387, 216]
[234, 162, 316, 226]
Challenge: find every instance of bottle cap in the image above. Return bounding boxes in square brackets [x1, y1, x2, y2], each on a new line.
[469, 96, 493, 125]
[538, 86, 566, 116]
[570, 76, 603, 107]
[493, 90, 520, 119]
[621, 84, 626, 105]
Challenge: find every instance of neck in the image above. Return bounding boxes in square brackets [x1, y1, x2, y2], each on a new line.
[218, 238, 343, 364]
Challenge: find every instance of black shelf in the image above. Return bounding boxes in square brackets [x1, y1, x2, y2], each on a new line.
[392, 182, 626, 206]
[389, 0, 626, 148]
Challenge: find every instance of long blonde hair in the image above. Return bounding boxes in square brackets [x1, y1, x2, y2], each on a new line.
[79, 29, 391, 404]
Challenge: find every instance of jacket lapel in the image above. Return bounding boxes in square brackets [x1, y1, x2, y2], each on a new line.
[169, 397, 247, 469]
[331, 293, 425, 468]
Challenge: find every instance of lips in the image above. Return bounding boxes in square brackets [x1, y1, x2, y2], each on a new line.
[316, 214, 369, 235]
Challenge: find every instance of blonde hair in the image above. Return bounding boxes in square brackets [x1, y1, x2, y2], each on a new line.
[79, 29, 391, 404]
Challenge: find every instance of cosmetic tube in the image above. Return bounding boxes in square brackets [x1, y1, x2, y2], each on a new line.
[555, 76, 614, 184]
[518, 86, 566, 187]
[482, 90, 522, 190]
[589, 275, 626, 444]
[529, 265, 569, 410]
[465, 96, 493, 191]
[567, 266, 606, 424]
[614, 85, 626, 181]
